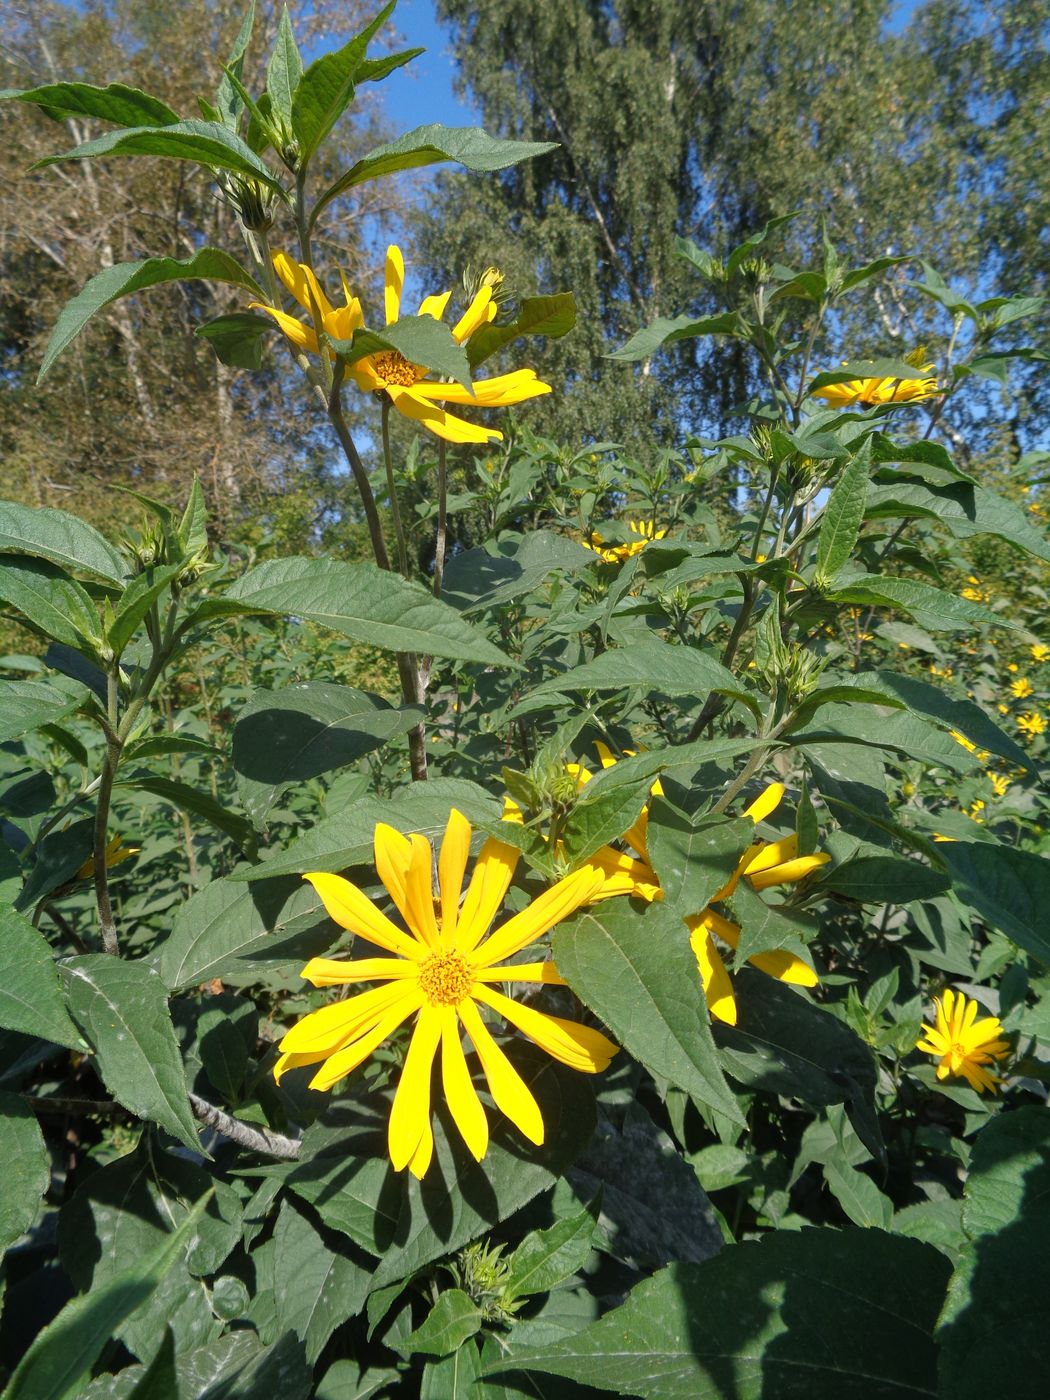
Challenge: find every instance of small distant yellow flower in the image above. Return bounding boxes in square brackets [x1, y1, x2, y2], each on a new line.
[929, 663, 954, 680]
[1031, 644, 1050, 663]
[916, 989, 1009, 1093]
[812, 352, 940, 408]
[1007, 663, 1019, 673]
[274, 811, 616, 1177]
[584, 519, 667, 564]
[989, 773, 1011, 799]
[1017, 711, 1048, 738]
[76, 835, 139, 882]
[1011, 677, 1034, 699]
[898, 642, 910, 651]
[755, 552, 768, 564]
[960, 575, 990, 604]
[997, 703, 1009, 715]
[966, 799, 985, 823]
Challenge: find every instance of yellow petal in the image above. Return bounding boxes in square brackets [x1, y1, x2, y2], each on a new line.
[303, 872, 425, 960]
[411, 369, 552, 407]
[300, 956, 418, 987]
[273, 1049, 326, 1084]
[386, 385, 503, 444]
[742, 783, 785, 824]
[250, 302, 319, 355]
[273, 251, 333, 319]
[373, 825, 440, 947]
[687, 918, 737, 1025]
[307, 986, 423, 1091]
[385, 245, 405, 325]
[748, 852, 830, 890]
[456, 837, 520, 953]
[407, 1116, 435, 1178]
[458, 996, 544, 1145]
[350, 357, 383, 392]
[473, 984, 617, 1072]
[703, 907, 818, 987]
[388, 1004, 442, 1172]
[452, 286, 494, 343]
[439, 809, 472, 939]
[472, 864, 605, 968]
[587, 845, 663, 903]
[744, 835, 800, 875]
[325, 298, 363, 340]
[418, 290, 452, 320]
[278, 980, 414, 1055]
[474, 960, 566, 985]
[440, 1006, 488, 1162]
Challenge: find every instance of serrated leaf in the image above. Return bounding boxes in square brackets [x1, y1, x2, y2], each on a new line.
[0, 500, 127, 583]
[0, 1091, 50, 1253]
[400, 1290, 482, 1358]
[0, 907, 83, 1048]
[823, 1160, 893, 1228]
[266, 6, 303, 124]
[223, 556, 512, 666]
[646, 805, 753, 915]
[819, 853, 948, 904]
[36, 118, 285, 187]
[271, 1198, 370, 1363]
[117, 772, 256, 854]
[108, 564, 182, 656]
[866, 476, 1050, 564]
[0, 679, 80, 743]
[0, 556, 101, 651]
[62, 956, 201, 1152]
[530, 635, 755, 712]
[552, 901, 744, 1125]
[608, 312, 743, 363]
[824, 573, 1010, 631]
[290, 3, 396, 158]
[506, 1199, 598, 1297]
[1, 80, 178, 125]
[936, 842, 1050, 966]
[815, 437, 872, 583]
[39, 248, 264, 381]
[214, 2, 256, 128]
[466, 293, 576, 370]
[195, 311, 274, 368]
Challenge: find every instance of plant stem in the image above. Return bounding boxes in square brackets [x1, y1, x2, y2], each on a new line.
[327, 380, 392, 571]
[433, 439, 449, 600]
[188, 1092, 301, 1159]
[381, 398, 412, 580]
[709, 711, 791, 816]
[93, 669, 121, 955]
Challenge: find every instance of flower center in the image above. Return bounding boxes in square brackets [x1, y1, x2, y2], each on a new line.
[418, 949, 474, 1007]
[372, 350, 421, 387]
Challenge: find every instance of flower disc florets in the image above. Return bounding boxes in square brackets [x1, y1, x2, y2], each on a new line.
[419, 949, 474, 1007]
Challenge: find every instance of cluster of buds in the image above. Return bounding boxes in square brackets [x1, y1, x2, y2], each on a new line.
[449, 1240, 522, 1325]
[221, 173, 280, 234]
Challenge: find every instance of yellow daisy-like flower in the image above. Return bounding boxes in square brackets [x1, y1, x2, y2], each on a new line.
[1017, 711, 1048, 738]
[916, 989, 1009, 1093]
[583, 519, 667, 565]
[251, 251, 364, 354]
[812, 353, 940, 408]
[274, 811, 617, 1178]
[1031, 644, 1049, 663]
[580, 747, 828, 1025]
[1011, 677, 1035, 699]
[960, 574, 990, 604]
[989, 773, 1011, 799]
[75, 835, 140, 882]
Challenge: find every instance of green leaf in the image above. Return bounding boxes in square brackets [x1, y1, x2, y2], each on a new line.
[819, 853, 949, 904]
[0, 1092, 49, 1253]
[214, 2, 256, 128]
[266, 5, 304, 126]
[157, 874, 329, 990]
[823, 1161, 893, 1229]
[0, 679, 80, 743]
[61, 955, 201, 1152]
[195, 311, 274, 368]
[124, 734, 220, 762]
[824, 573, 1010, 631]
[312, 123, 557, 225]
[125, 1328, 177, 1400]
[725, 212, 800, 278]
[108, 564, 182, 657]
[290, 3, 396, 159]
[330, 314, 472, 390]
[608, 312, 743, 363]
[728, 881, 816, 972]
[420, 1344, 482, 1399]
[815, 438, 872, 584]
[400, 1291, 483, 1359]
[0, 500, 127, 583]
[486, 1228, 949, 1397]
[866, 476, 1050, 564]
[0, 556, 101, 651]
[13, 816, 94, 912]
[505, 1199, 598, 1297]
[39, 248, 264, 382]
[233, 682, 422, 827]
[0, 907, 83, 1048]
[938, 1106, 1050, 1400]
[443, 530, 594, 613]
[935, 842, 1050, 966]
[0, 81, 178, 126]
[552, 901, 745, 1126]
[466, 293, 577, 370]
[5, 1191, 211, 1400]
[36, 118, 286, 189]
[530, 635, 755, 712]
[646, 805, 754, 915]
[117, 772, 256, 854]
[558, 775, 655, 868]
[223, 557, 512, 666]
[271, 1197, 370, 1364]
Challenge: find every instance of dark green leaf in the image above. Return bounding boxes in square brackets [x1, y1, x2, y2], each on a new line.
[266, 6, 304, 125]
[646, 805, 753, 915]
[866, 476, 1050, 564]
[13, 816, 94, 912]
[118, 772, 256, 854]
[400, 1291, 482, 1358]
[0, 81, 178, 125]
[126, 1329, 177, 1400]
[936, 842, 1050, 966]
[608, 312, 743, 363]
[824, 573, 1009, 631]
[0, 907, 83, 1048]
[506, 1199, 598, 1297]
[823, 1161, 893, 1228]
[820, 853, 949, 904]
[290, 3, 395, 158]
[36, 118, 286, 187]
[0, 500, 127, 583]
[271, 1197, 370, 1363]
[0, 679, 80, 743]
[0, 556, 101, 651]
[214, 2, 257, 128]
[467, 293, 576, 370]
[0, 1091, 50, 1252]
[195, 311, 274, 368]
[530, 635, 755, 711]
[108, 564, 182, 656]
[815, 438, 872, 584]
[39, 248, 264, 381]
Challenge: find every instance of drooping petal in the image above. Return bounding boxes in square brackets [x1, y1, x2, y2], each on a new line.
[386, 385, 503, 444]
[278, 980, 415, 1055]
[385, 244, 405, 325]
[303, 872, 425, 959]
[418, 290, 452, 320]
[411, 370, 552, 407]
[456, 837, 520, 952]
[273, 1049, 326, 1084]
[474, 960, 566, 985]
[587, 845, 662, 903]
[350, 356, 384, 392]
[308, 986, 424, 1091]
[250, 302, 319, 355]
[742, 783, 785, 824]
[472, 984, 617, 1072]
[373, 822, 412, 916]
[702, 908, 818, 987]
[439, 809, 472, 939]
[452, 286, 495, 343]
[457, 996, 544, 1145]
[273, 251, 334, 319]
[300, 956, 419, 987]
[743, 835, 799, 875]
[687, 917, 737, 1025]
[388, 1004, 442, 1172]
[326, 298, 363, 340]
[748, 852, 830, 890]
[440, 1005, 488, 1162]
[472, 864, 606, 968]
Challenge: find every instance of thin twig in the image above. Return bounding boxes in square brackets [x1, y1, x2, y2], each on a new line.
[188, 1093, 301, 1160]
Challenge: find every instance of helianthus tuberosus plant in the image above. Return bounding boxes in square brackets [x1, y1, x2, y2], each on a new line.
[0, 5, 1047, 1396]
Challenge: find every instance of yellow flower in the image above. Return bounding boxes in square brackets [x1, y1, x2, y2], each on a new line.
[929, 663, 953, 680]
[583, 519, 667, 565]
[75, 835, 139, 882]
[948, 729, 978, 754]
[1010, 677, 1034, 699]
[960, 575, 990, 604]
[258, 245, 551, 444]
[812, 353, 940, 408]
[273, 811, 617, 1178]
[989, 773, 1011, 799]
[583, 748, 828, 1025]
[1007, 663, 1019, 673]
[1018, 711, 1048, 738]
[1031, 644, 1050, 663]
[997, 703, 1009, 715]
[916, 989, 1009, 1093]
[966, 799, 985, 823]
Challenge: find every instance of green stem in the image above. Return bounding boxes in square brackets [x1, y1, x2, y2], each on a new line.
[381, 398, 412, 580]
[709, 711, 791, 816]
[93, 669, 121, 956]
[433, 439, 449, 600]
[327, 379, 392, 572]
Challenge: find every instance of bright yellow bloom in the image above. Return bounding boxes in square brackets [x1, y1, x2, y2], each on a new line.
[989, 773, 1011, 799]
[583, 519, 667, 565]
[948, 729, 977, 753]
[998, 703, 1009, 715]
[916, 989, 1009, 1093]
[582, 748, 828, 1025]
[966, 799, 985, 823]
[1018, 711, 1048, 738]
[1010, 677, 1034, 699]
[960, 575, 990, 604]
[252, 252, 364, 353]
[1031, 644, 1050, 663]
[274, 811, 617, 1178]
[812, 353, 940, 408]
[929, 663, 953, 680]
[1007, 663, 1019, 673]
[75, 835, 139, 882]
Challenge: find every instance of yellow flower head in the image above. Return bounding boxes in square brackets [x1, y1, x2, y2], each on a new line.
[251, 252, 364, 353]
[916, 989, 1009, 1093]
[75, 835, 140, 882]
[274, 811, 617, 1178]
[1017, 711, 1048, 738]
[812, 353, 940, 409]
[583, 519, 667, 565]
[989, 773, 1011, 799]
[580, 748, 828, 1025]
[960, 575, 990, 604]
[1031, 644, 1050, 664]
[1010, 677, 1034, 700]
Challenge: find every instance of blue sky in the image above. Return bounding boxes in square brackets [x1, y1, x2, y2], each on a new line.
[374, 0, 479, 131]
